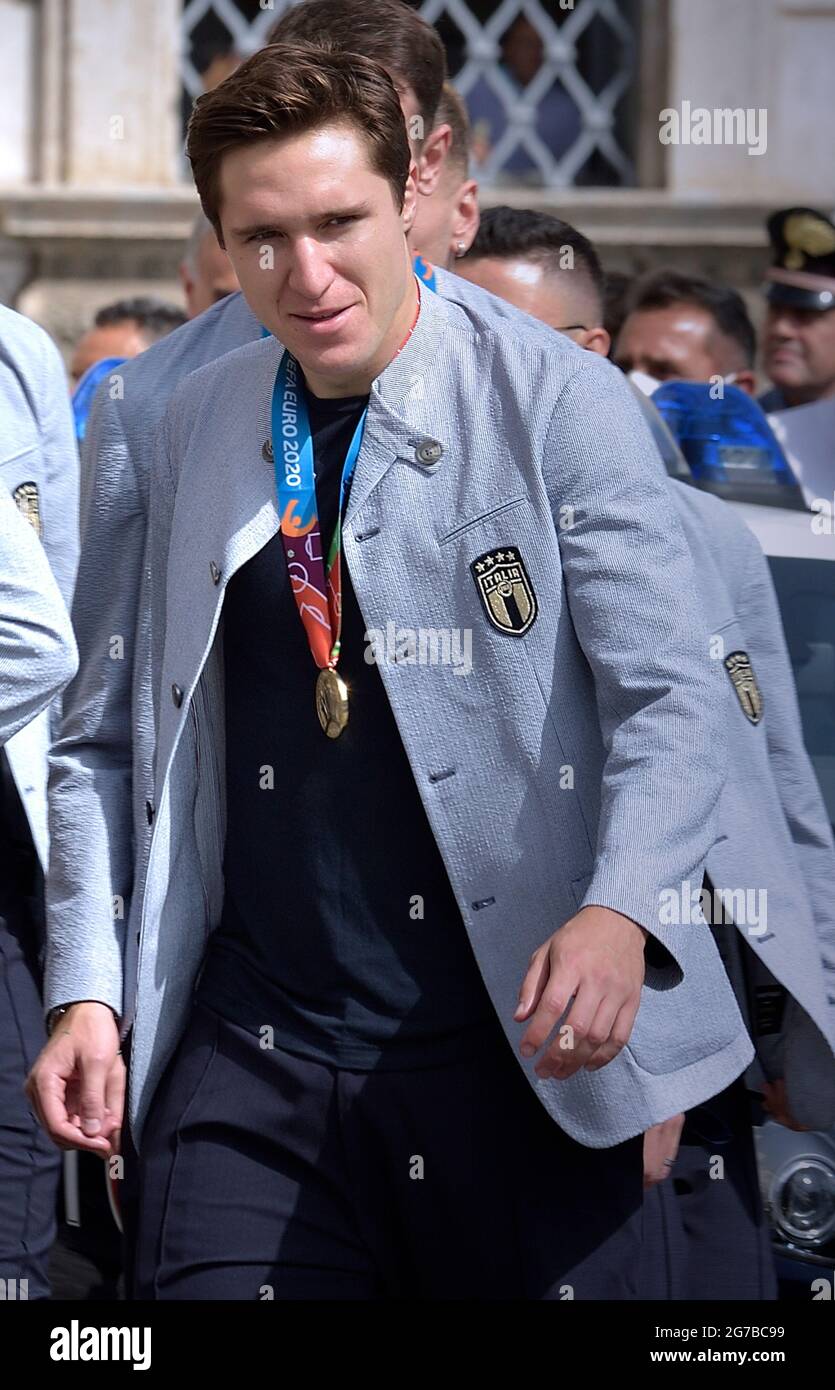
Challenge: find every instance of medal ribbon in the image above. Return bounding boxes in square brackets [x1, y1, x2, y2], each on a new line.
[270, 272, 426, 674]
[271, 353, 367, 671]
[412, 252, 437, 293]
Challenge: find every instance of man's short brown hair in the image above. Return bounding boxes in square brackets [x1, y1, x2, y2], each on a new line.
[267, 0, 447, 139]
[186, 43, 412, 244]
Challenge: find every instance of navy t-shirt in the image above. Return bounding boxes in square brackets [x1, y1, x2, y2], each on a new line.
[195, 384, 498, 1068]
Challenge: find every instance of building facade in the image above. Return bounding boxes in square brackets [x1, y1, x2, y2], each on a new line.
[0, 0, 833, 348]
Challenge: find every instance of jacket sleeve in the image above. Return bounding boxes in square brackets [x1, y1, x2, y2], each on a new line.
[542, 352, 727, 973]
[735, 522, 835, 998]
[44, 383, 144, 1019]
[34, 328, 80, 614]
[0, 484, 77, 745]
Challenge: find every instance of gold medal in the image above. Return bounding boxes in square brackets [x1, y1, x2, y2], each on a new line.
[316, 667, 349, 738]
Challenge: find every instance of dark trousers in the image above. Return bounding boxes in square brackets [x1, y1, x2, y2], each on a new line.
[0, 852, 60, 1300]
[639, 1075, 778, 1299]
[133, 999, 644, 1300]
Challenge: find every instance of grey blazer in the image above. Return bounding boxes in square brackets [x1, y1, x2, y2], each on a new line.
[0, 304, 79, 865]
[128, 282, 754, 1149]
[45, 279, 834, 1145]
[0, 481, 77, 746]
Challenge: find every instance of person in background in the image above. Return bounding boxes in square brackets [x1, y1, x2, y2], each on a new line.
[0, 305, 79, 1300]
[760, 206, 835, 411]
[601, 269, 632, 359]
[458, 205, 835, 1299]
[179, 211, 241, 318]
[409, 81, 479, 271]
[465, 13, 580, 179]
[614, 270, 757, 397]
[71, 301, 191, 445]
[69, 298, 187, 386]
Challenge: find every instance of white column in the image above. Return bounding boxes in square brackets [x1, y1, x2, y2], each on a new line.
[665, 0, 835, 199]
[62, 0, 182, 187]
[0, 0, 37, 184]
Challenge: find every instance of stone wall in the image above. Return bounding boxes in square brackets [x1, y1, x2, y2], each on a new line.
[0, 0, 832, 354]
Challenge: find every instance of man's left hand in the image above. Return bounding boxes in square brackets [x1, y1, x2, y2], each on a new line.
[514, 905, 647, 1079]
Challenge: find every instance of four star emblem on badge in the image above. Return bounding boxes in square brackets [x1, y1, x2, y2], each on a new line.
[470, 547, 537, 636]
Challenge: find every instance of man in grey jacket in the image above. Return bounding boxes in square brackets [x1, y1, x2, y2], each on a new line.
[0, 304, 79, 1300]
[40, 43, 756, 1300]
[0, 477, 77, 1299]
[30, 0, 466, 1254]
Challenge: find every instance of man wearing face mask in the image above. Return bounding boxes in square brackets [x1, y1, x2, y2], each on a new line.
[614, 270, 758, 398]
[458, 206, 835, 1300]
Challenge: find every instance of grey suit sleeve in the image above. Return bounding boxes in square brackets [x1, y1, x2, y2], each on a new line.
[148, 405, 177, 749]
[736, 523, 835, 989]
[44, 384, 145, 1018]
[35, 334, 80, 614]
[0, 485, 77, 745]
[543, 353, 727, 967]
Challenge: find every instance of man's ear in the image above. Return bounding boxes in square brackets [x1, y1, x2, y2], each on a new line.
[417, 122, 452, 198]
[450, 180, 480, 259]
[732, 369, 757, 397]
[579, 326, 612, 358]
[402, 162, 420, 234]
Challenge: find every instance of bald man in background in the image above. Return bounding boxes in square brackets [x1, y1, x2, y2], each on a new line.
[179, 212, 241, 318]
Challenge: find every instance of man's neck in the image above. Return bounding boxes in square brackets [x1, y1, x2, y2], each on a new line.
[300, 274, 420, 400]
[781, 380, 835, 409]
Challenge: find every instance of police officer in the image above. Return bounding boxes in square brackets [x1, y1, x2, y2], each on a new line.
[760, 206, 835, 411]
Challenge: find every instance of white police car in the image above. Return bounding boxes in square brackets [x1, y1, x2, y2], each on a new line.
[734, 500, 835, 1296]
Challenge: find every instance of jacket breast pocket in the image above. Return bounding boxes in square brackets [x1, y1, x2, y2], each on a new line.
[437, 493, 531, 547]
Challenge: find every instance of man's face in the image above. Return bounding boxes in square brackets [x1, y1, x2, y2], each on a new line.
[69, 320, 148, 385]
[614, 303, 733, 383]
[182, 230, 240, 318]
[763, 302, 835, 403]
[220, 123, 417, 394]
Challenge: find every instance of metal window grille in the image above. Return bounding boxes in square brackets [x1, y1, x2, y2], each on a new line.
[180, 0, 638, 187]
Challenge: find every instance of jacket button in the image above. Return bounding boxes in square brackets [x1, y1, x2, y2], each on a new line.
[171, 683, 183, 708]
[145, 800, 154, 825]
[209, 561, 221, 585]
[262, 440, 274, 463]
[415, 439, 443, 466]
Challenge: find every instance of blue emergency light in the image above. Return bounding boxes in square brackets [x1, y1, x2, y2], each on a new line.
[651, 381, 806, 510]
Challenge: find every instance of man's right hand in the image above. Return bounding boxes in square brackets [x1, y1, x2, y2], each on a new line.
[25, 1002, 124, 1158]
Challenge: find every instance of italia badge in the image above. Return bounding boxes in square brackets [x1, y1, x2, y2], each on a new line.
[724, 650, 763, 724]
[471, 547, 537, 636]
